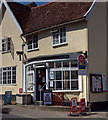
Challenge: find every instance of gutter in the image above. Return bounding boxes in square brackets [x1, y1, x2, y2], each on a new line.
[21, 17, 86, 37]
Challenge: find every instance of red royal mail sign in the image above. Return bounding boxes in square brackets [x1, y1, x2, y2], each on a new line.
[19, 88, 23, 93]
[80, 98, 86, 113]
[78, 55, 85, 63]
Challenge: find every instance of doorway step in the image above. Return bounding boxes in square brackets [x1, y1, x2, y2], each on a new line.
[35, 101, 43, 105]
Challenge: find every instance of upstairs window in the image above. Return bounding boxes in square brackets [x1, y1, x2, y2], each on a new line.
[52, 27, 66, 46]
[27, 35, 38, 51]
[2, 37, 11, 53]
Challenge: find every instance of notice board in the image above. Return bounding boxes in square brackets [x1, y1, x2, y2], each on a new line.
[90, 74, 103, 93]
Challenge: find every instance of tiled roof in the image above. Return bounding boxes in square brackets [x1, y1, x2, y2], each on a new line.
[8, 2, 92, 35]
[7, 2, 30, 31]
[23, 2, 92, 35]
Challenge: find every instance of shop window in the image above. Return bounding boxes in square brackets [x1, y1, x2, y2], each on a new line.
[52, 27, 66, 46]
[0, 66, 16, 85]
[26, 34, 38, 51]
[48, 60, 79, 91]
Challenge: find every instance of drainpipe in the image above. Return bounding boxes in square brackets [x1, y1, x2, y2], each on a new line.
[20, 35, 26, 92]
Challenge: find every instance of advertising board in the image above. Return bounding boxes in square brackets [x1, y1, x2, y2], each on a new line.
[43, 90, 52, 105]
[4, 91, 12, 104]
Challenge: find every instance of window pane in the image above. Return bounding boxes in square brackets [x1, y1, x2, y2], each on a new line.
[55, 62, 61, 68]
[53, 30, 59, 45]
[3, 72, 6, 84]
[56, 71, 62, 80]
[33, 43, 38, 48]
[12, 67, 16, 84]
[71, 60, 78, 67]
[60, 27, 66, 43]
[63, 71, 70, 80]
[27, 73, 33, 91]
[71, 71, 78, 79]
[71, 81, 78, 90]
[8, 38, 11, 51]
[56, 81, 62, 90]
[63, 61, 69, 67]
[63, 80, 70, 90]
[49, 62, 54, 68]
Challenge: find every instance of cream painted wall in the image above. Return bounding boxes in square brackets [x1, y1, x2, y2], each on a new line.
[88, 2, 107, 102]
[24, 21, 88, 59]
[0, 7, 23, 95]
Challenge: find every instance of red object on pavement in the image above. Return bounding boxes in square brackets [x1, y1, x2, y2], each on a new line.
[78, 55, 85, 63]
[79, 98, 86, 115]
[69, 97, 77, 116]
[19, 88, 23, 93]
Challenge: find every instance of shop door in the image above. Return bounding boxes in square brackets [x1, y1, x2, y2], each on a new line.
[36, 68, 46, 101]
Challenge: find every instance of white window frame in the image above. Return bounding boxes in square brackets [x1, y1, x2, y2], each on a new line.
[26, 71, 34, 92]
[26, 35, 38, 51]
[49, 61, 80, 92]
[2, 37, 11, 53]
[0, 66, 17, 85]
[25, 65, 34, 92]
[24, 57, 82, 93]
[52, 27, 67, 47]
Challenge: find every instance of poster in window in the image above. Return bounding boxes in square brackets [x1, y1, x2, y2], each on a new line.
[49, 81, 54, 88]
[49, 71, 54, 79]
[90, 74, 103, 93]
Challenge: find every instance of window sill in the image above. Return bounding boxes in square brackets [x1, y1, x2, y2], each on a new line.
[2, 50, 11, 54]
[27, 48, 39, 52]
[23, 91, 34, 93]
[0, 84, 17, 86]
[52, 90, 82, 93]
[53, 42, 68, 48]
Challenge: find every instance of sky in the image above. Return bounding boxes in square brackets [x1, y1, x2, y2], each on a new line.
[19, 2, 49, 6]
[13, 0, 52, 6]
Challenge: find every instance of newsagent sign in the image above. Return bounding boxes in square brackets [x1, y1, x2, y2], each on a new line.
[43, 90, 52, 105]
[78, 55, 86, 75]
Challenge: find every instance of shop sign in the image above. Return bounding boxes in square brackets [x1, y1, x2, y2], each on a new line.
[4, 91, 12, 104]
[43, 90, 52, 105]
[78, 55, 86, 75]
[79, 98, 86, 114]
[78, 55, 85, 63]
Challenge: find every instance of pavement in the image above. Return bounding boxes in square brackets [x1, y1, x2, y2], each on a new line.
[1, 104, 108, 119]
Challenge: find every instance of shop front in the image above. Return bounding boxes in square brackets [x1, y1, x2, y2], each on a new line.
[23, 53, 83, 104]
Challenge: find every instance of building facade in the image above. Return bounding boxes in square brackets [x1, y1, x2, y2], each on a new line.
[0, 0, 107, 110]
